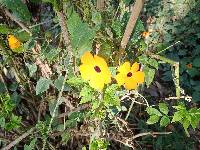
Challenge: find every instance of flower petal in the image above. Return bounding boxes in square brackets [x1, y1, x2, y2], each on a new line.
[131, 62, 140, 72]
[124, 77, 138, 90]
[133, 71, 145, 84]
[79, 64, 94, 81]
[115, 73, 126, 86]
[118, 62, 130, 74]
[102, 70, 111, 84]
[89, 76, 104, 91]
[81, 51, 94, 64]
[94, 55, 108, 68]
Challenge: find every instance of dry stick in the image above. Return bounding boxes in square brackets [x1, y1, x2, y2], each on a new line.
[132, 131, 172, 140]
[2, 128, 35, 150]
[57, 103, 90, 118]
[121, 0, 145, 49]
[57, 11, 73, 63]
[4, 8, 32, 36]
[96, 0, 105, 10]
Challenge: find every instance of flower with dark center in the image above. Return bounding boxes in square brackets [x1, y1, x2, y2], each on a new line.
[115, 62, 144, 90]
[79, 51, 111, 90]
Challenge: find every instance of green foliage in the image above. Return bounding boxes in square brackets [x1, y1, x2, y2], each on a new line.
[139, 55, 159, 87]
[36, 121, 49, 137]
[0, 24, 13, 34]
[26, 63, 37, 77]
[1, 0, 31, 23]
[0, 94, 21, 131]
[89, 138, 108, 150]
[146, 103, 170, 127]
[67, 9, 96, 57]
[66, 76, 85, 87]
[36, 77, 52, 95]
[80, 85, 94, 104]
[145, 0, 200, 102]
[103, 84, 120, 107]
[24, 138, 37, 150]
[172, 103, 200, 136]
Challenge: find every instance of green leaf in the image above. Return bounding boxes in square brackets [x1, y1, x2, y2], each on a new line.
[103, 84, 120, 107]
[143, 66, 155, 87]
[148, 59, 159, 70]
[190, 115, 199, 129]
[0, 24, 13, 34]
[48, 99, 59, 117]
[61, 132, 70, 144]
[1, 0, 31, 23]
[193, 57, 200, 67]
[92, 11, 102, 26]
[0, 117, 5, 128]
[80, 85, 93, 104]
[36, 77, 52, 95]
[67, 9, 95, 57]
[54, 76, 69, 91]
[66, 77, 85, 87]
[146, 115, 160, 124]
[26, 63, 37, 77]
[24, 138, 36, 150]
[159, 103, 169, 115]
[160, 116, 170, 127]
[146, 107, 162, 116]
[171, 111, 184, 122]
[182, 118, 190, 136]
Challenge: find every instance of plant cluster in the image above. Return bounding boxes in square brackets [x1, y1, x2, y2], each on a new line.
[0, 0, 199, 149]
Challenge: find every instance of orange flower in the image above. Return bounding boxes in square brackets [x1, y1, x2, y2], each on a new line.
[7, 34, 21, 50]
[115, 62, 145, 90]
[142, 31, 150, 38]
[186, 63, 192, 69]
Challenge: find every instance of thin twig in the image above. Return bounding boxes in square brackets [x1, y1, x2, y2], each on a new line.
[57, 103, 90, 118]
[121, 0, 144, 49]
[156, 41, 181, 54]
[56, 11, 73, 64]
[4, 8, 32, 35]
[125, 98, 135, 120]
[132, 131, 172, 140]
[42, 72, 68, 150]
[2, 128, 35, 150]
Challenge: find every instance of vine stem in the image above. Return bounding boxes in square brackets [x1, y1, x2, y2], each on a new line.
[42, 71, 68, 150]
[132, 131, 172, 140]
[125, 98, 135, 120]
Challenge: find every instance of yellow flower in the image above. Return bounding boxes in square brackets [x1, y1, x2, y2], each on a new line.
[79, 51, 111, 91]
[7, 34, 21, 50]
[115, 62, 144, 90]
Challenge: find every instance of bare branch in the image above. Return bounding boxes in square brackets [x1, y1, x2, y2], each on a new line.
[2, 128, 35, 150]
[121, 0, 145, 49]
[132, 131, 172, 140]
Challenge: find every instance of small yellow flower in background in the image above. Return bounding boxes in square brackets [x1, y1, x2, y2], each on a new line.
[115, 62, 145, 90]
[7, 34, 22, 50]
[79, 51, 111, 91]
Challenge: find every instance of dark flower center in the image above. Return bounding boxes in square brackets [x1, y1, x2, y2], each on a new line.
[127, 72, 132, 77]
[94, 66, 101, 73]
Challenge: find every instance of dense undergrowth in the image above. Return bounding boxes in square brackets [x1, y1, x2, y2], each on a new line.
[0, 0, 200, 149]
